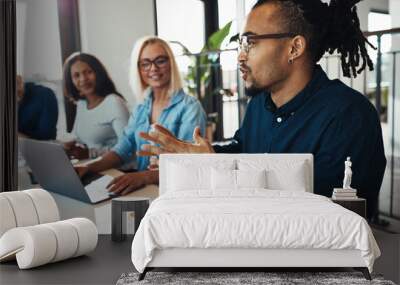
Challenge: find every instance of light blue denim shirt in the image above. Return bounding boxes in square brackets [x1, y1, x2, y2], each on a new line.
[112, 88, 207, 171]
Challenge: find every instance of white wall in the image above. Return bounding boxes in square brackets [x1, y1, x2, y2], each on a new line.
[156, 0, 204, 54]
[16, 0, 63, 81]
[78, 0, 156, 108]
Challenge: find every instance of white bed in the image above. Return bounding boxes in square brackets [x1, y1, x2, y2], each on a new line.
[131, 154, 380, 280]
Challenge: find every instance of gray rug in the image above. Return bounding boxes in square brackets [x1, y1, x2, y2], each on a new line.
[116, 271, 396, 285]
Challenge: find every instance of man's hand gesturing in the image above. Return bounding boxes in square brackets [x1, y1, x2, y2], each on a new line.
[138, 124, 214, 156]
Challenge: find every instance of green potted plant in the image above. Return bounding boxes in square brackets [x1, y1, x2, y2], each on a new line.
[170, 21, 233, 140]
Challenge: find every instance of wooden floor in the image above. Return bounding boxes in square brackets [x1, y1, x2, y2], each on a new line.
[1, 231, 399, 285]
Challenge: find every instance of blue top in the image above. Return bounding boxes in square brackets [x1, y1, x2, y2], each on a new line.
[18, 82, 59, 140]
[113, 89, 207, 171]
[214, 66, 386, 218]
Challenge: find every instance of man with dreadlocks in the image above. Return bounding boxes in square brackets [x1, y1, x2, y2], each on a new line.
[139, 0, 386, 221]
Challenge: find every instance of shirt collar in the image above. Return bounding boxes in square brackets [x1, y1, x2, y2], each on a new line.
[264, 65, 329, 115]
[166, 89, 185, 109]
[143, 88, 185, 110]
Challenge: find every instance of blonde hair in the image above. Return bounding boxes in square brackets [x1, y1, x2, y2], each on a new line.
[129, 36, 183, 102]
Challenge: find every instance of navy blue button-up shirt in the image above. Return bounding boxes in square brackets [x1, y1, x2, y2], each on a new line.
[214, 66, 386, 218]
[18, 82, 58, 140]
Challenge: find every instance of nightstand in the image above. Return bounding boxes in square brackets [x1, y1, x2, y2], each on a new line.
[111, 197, 150, 242]
[331, 198, 366, 218]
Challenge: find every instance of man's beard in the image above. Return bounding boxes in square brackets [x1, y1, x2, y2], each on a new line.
[244, 85, 265, 97]
[240, 64, 266, 97]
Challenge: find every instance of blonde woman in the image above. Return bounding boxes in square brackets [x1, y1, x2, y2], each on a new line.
[76, 36, 207, 195]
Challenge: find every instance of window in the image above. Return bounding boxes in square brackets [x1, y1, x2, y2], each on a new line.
[368, 11, 392, 58]
[156, 0, 205, 99]
[218, 0, 256, 139]
[156, 0, 205, 55]
[366, 11, 392, 123]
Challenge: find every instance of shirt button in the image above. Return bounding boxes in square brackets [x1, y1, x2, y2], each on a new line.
[276, 117, 282, 123]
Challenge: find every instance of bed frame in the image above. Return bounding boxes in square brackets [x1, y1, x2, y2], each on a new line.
[138, 154, 371, 281]
[139, 249, 371, 280]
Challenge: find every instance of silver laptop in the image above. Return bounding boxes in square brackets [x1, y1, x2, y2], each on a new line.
[19, 138, 113, 204]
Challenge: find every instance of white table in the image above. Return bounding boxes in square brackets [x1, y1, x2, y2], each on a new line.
[18, 164, 159, 234]
[51, 184, 158, 234]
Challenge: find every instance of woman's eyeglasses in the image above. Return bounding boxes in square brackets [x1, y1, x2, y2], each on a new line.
[238, 33, 296, 54]
[138, 56, 169, 72]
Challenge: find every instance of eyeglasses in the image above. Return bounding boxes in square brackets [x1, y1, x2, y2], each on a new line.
[138, 56, 169, 72]
[238, 33, 296, 54]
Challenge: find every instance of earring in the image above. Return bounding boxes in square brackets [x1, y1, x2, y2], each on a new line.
[288, 58, 294, 64]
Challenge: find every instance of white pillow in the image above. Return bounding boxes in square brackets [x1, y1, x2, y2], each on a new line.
[266, 162, 307, 191]
[167, 162, 210, 191]
[211, 169, 267, 190]
[166, 160, 235, 192]
[236, 169, 267, 189]
[211, 168, 236, 190]
[238, 159, 308, 191]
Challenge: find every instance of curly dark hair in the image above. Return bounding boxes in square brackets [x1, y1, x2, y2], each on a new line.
[253, 0, 375, 77]
[63, 52, 124, 101]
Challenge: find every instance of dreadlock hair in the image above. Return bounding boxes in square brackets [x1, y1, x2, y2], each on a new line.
[253, 0, 375, 77]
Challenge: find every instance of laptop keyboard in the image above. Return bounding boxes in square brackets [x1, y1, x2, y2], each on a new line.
[81, 171, 104, 186]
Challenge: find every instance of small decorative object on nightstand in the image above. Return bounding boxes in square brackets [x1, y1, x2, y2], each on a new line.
[342, 157, 354, 190]
[332, 157, 358, 200]
[331, 157, 366, 217]
[111, 197, 150, 242]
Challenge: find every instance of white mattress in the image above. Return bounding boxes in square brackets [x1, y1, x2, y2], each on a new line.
[131, 190, 380, 273]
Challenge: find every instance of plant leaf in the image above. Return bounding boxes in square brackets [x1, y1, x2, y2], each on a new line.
[205, 21, 232, 51]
